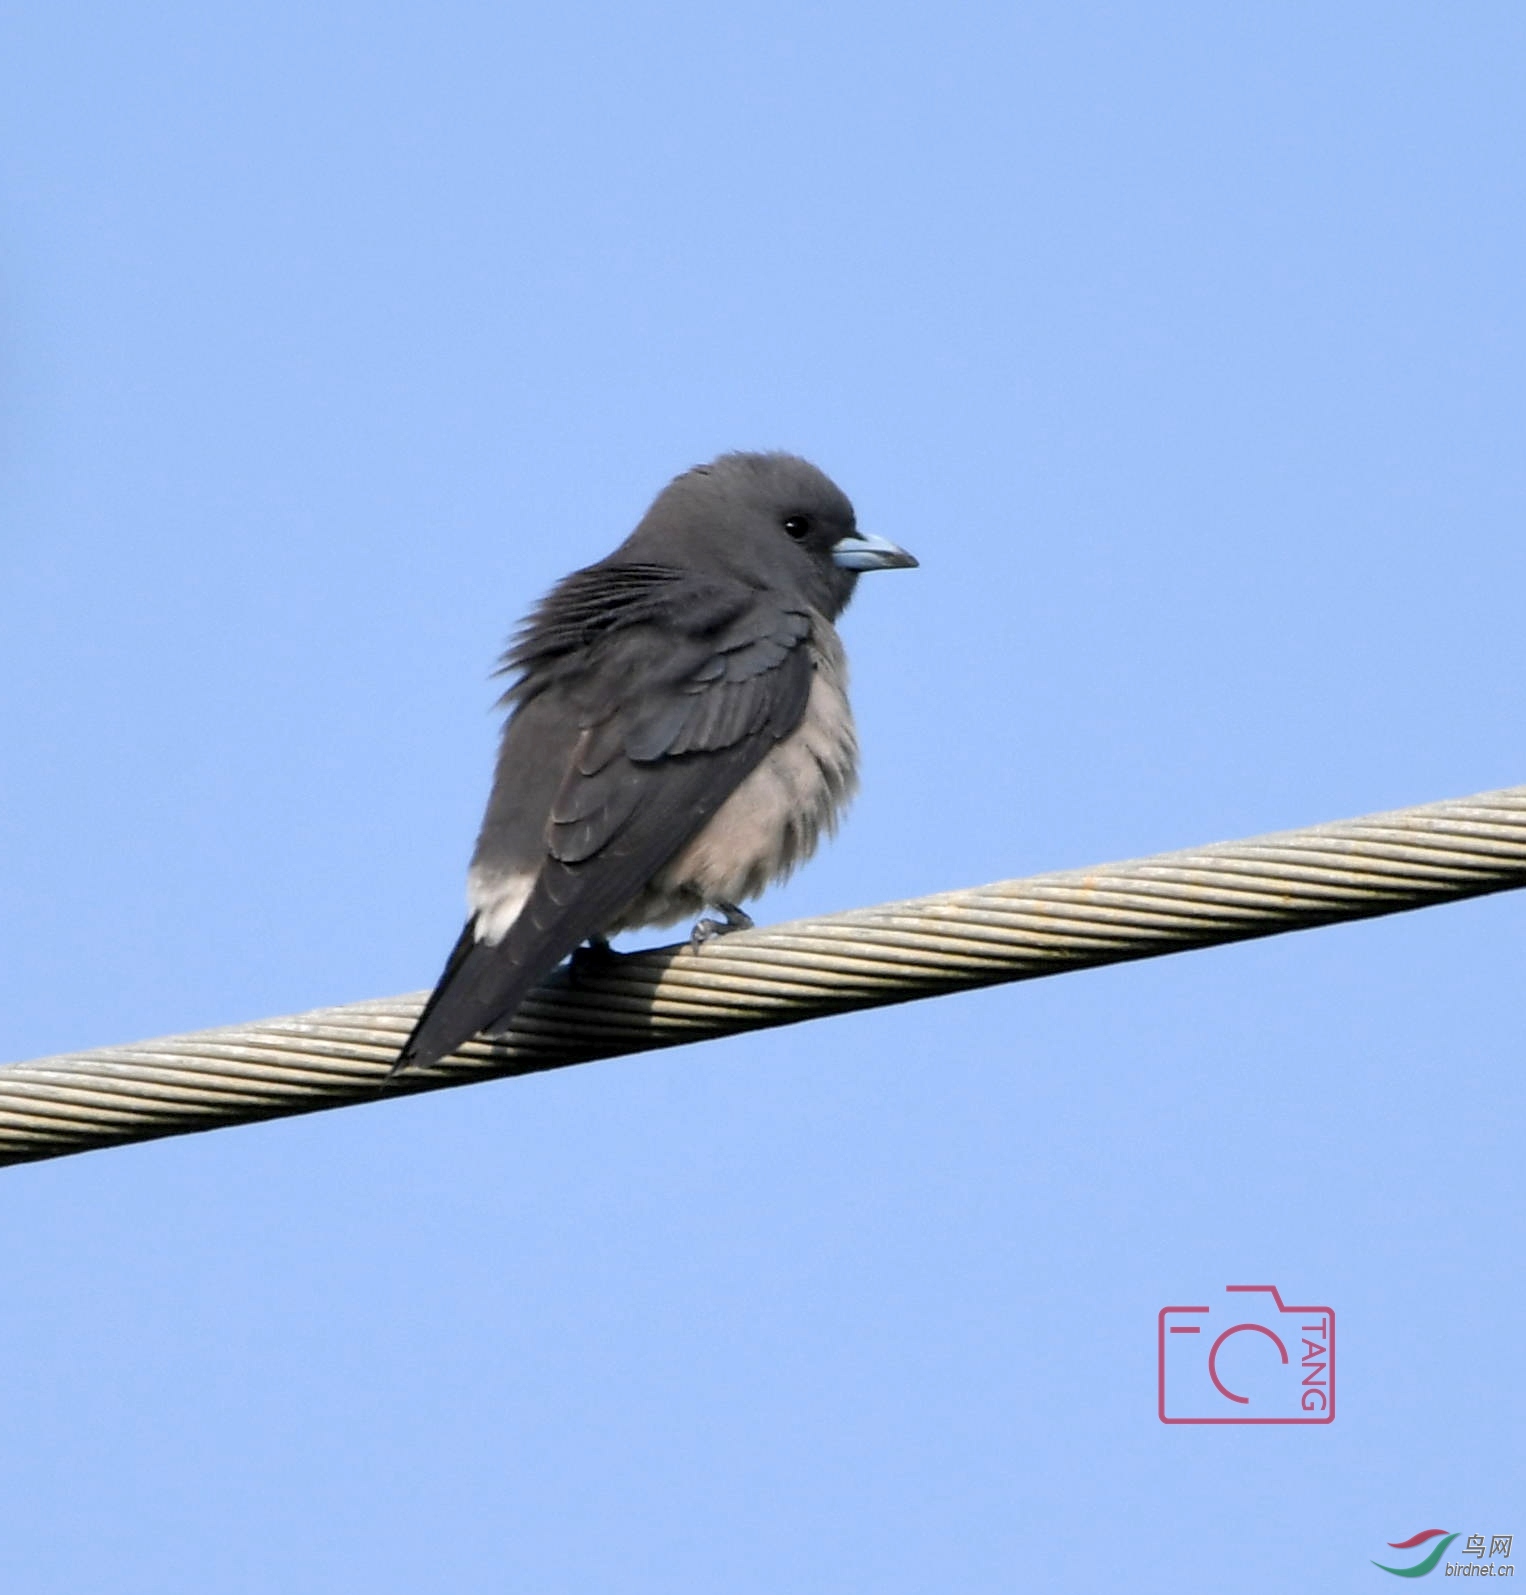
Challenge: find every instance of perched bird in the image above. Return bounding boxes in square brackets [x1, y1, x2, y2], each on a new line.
[394, 451, 916, 1073]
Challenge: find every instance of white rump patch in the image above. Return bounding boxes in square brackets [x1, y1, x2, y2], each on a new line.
[468, 867, 536, 946]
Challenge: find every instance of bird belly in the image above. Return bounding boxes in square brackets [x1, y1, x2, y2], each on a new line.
[606, 632, 859, 933]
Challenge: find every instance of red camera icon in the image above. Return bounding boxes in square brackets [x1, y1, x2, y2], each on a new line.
[1158, 1285, 1334, 1424]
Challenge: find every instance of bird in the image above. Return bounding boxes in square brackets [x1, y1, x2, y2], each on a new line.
[393, 451, 917, 1074]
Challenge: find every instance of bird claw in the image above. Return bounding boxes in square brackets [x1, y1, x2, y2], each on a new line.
[689, 902, 754, 951]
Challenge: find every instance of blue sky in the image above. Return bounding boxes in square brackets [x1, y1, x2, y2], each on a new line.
[1, 2, 1521, 1590]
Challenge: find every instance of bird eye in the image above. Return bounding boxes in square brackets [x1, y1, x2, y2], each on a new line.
[782, 515, 811, 539]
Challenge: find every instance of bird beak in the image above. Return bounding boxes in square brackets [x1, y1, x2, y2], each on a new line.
[830, 531, 919, 571]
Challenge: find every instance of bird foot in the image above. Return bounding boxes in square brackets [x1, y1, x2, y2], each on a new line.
[689, 902, 754, 951]
[569, 936, 622, 985]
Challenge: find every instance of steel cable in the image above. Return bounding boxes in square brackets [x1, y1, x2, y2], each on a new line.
[3, 783, 1524, 1168]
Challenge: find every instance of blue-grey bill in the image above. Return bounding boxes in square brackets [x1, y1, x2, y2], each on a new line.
[830, 531, 919, 571]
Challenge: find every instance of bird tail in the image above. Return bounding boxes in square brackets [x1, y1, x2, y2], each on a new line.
[390, 918, 564, 1077]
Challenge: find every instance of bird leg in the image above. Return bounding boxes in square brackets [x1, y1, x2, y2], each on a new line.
[689, 901, 754, 951]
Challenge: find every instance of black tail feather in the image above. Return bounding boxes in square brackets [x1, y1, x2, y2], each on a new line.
[390, 918, 564, 1077]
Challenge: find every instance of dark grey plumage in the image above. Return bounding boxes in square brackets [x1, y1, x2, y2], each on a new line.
[395, 452, 916, 1074]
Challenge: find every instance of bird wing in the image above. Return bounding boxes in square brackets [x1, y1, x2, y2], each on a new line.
[395, 565, 816, 1071]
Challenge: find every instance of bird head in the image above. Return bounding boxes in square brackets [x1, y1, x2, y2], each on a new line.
[620, 451, 917, 619]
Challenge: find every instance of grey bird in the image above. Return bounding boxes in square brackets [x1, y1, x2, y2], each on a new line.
[394, 451, 916, 1074]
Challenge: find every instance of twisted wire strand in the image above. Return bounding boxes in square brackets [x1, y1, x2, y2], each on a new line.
[3, 784, 1524, 1168]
